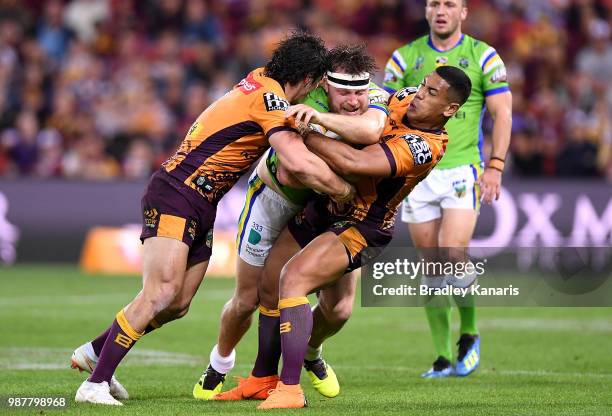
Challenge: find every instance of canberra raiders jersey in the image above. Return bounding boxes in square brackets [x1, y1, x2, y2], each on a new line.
[265, 82, 389, 205]
[383, 34, 509, 169]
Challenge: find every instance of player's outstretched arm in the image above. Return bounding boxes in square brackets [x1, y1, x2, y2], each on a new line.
[304, 131, 392, 178]
[479, 91, 512, 204]
[269, 129, 354, 202]
[286, 104, 386, 145]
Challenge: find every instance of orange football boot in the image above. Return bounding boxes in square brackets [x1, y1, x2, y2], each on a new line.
[213, 374, 279, 401]
[257, 381, 307, 409]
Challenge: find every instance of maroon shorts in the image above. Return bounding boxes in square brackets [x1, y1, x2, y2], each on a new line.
[287, 198, 392, 273]
[140, 169, 216, 266]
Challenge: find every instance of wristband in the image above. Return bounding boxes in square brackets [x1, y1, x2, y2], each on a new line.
[487, 157, 505, 172]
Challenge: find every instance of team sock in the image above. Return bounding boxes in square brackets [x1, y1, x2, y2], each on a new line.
[279, 297, 312, 385]
[90, 325, 112, 357]
[89, 310, 143, 383]
[251, 306, 281, 377]
[424, 298, 452, 362]
[90, 318, 159, 357]
[304, 344, 322, 362]
[458, 305, 478, 336]
[144, 318, 162, 335]
[209, 344, 236, 375]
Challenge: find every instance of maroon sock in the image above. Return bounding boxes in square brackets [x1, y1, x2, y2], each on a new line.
[252, 309, 281, 377]
[90, 325, 112, 357]
[89, 311, 142, 383]
[144, 318, 162, 334]
[279, 298, 312, 385]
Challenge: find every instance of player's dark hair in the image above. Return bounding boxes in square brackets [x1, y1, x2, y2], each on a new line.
[436, 66, 472, 105]
[264, 31, 328, 87]
[327, 44, 377, 75]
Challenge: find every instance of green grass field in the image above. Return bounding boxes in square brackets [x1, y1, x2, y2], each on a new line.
[1, 265, 611, 415]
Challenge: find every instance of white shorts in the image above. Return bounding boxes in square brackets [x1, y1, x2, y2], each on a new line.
[401, 164, 483, 224]
[236, 172, 302, 267]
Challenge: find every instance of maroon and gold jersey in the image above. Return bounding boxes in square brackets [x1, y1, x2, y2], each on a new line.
[163, 68, 295, 204]
[329, 88, 448, 231]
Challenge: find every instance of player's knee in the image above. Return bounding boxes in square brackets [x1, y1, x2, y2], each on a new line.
[258, 282, 278, 310]
[332, 299, 353, 323]
[320, 299, 353, 325]
[279, 261, 307, 296]
[144, 281, 182, 314]
[230, 295, 259, 317]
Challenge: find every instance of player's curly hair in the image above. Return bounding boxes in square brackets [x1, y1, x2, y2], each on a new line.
[264, 31, 328, 87]
[327, 43, 377, 76]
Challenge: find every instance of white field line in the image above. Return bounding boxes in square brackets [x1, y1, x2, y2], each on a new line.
[1, 347, 611, 379]
[0, 289, 233, 306]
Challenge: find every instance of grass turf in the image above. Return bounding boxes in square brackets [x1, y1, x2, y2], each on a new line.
[0, 265, 611, 415]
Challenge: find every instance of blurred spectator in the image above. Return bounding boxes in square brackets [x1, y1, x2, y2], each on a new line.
[64, 0, 110, 44]
[2, 111, 42, 175]
[36, 0, 74, 64]
[0, 0, 609, 180]
[122, 139, 155, 180]
[61, 132, 119, 179]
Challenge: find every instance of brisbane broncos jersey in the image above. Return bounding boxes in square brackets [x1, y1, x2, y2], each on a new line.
[163, 68, 295, 205]
[329, 87, 448, 231]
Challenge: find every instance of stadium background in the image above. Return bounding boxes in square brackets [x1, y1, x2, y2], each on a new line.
[0, 1, 611, 414]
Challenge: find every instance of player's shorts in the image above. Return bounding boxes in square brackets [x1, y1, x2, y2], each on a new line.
[401, 164, 483, 223]
[287, 198, 392, 273]
[140, 169, 216, 266]
[236, 172, 303, 267]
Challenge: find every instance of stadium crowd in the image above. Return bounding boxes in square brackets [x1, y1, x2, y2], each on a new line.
[0, 0, 610, 180]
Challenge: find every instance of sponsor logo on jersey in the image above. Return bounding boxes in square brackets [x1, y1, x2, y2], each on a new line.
[414, 55, 424, 70]
[403, 134, 433, 165]
[195, 175, 214, 192]
[490, 66, 507, 83]
[369, 91, 388, 105]
[237, 76, 262, 94]
[459, 57, 469, 68]
[395, 87, 418, 101]
[263, 92, 289, 111]
[187, 122, 199, 136]
[435, 56, 448, 66]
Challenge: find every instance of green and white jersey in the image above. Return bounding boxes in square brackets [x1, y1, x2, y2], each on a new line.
[383, 34, 509, 169]
[265, 82, 389, 205]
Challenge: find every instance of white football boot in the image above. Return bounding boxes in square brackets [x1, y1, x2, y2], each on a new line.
[71, 342, 129, 400]
[75, 380, 123, 406]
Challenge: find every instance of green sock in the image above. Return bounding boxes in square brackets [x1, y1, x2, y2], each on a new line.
[424, 297, 452, 361]
[455, 292, 478, 336]
[458, 306, 478, 335]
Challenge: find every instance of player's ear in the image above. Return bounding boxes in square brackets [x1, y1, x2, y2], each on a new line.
[322, 77, 329, 93]
[443, 102, 460, 118]
[460, 2, 467, 21]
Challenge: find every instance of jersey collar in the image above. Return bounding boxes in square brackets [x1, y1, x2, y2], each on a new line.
[427, 33, 465, 53]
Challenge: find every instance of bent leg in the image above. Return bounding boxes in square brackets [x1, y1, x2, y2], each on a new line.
[278, 232, 349, 386]
[252, 227, 302, 377]
[217, 259, 261, 356]
[309, 270, 358, 352]
[89, 237, 189, 384]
